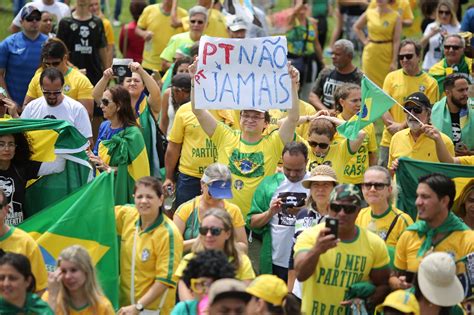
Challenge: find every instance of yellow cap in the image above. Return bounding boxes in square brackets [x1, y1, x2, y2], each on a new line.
[245, 275, 288, 306]
[375, 290, 420, 315]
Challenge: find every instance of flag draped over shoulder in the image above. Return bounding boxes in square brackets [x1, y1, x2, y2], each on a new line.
[98, 125, 150, 205]
[396, 157, 474, 220]
[0, 119, 92, 217]
[139, 105, 161, 178]
[337, 76, 397, 140]
[19, 172, 119, 309]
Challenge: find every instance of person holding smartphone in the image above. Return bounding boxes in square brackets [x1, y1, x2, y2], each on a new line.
[294, 184, 390, 315]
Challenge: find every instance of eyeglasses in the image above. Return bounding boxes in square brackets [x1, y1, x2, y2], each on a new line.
[398, 54, 414, 61]
[0, 142, 17, 150]
[25, 15, 41, 22]
[241, 113, 265, 121]
[190, 19, 204, 25]
[43, 60, 62, 67]
[444, 45, 461, 51]
[308, 141, 330, 149]
[101, 98, 113, 106]
[199, 226, 225, 236]
[190, 278, 213, 294]
[330, 203, 359, 214]
[404, 104, 423, 114]
[361, 182, 389, 190]
[41, 89, 62, 96]
[438, 10, 451, 16]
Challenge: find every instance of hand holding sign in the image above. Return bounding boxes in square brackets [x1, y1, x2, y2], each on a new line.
[193, 36, 293, 110]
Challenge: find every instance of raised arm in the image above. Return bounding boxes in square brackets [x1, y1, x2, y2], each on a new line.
[279, 65, 300, 144]
[130, 62, 161, 120]
[92, 68, 114, 104]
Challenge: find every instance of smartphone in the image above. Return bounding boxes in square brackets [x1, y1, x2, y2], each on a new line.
[326, 218, 338, 239]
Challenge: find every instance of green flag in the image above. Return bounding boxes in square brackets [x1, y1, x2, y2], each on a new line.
[396, 157, 474, 220]
[337, 76, 398, 140]
[0, 119, 92, 218]
[20, 172, 119, 308]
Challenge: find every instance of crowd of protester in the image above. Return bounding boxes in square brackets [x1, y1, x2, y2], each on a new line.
[0, 0, 474, 313]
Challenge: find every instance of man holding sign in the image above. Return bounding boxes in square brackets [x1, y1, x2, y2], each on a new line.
[190, 36, 300, 217]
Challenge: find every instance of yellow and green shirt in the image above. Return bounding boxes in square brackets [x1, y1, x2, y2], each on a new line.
[42, 292, 114, 315]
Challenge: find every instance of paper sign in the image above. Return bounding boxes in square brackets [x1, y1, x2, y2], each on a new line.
[194, 35, 292, 110]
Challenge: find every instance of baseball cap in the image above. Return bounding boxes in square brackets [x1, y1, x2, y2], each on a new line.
[201, 164, 233, 199]
[21, 5, 41, 20]
[375, 290, 420, 315]
[418, 252, 464, 307]
[329, 184, 363, 207]
[246, 275, 288, 306]
[403, 92, 431, 109]
[208, 279, 252, 305]
[171, 73, 191, 91]
[227, 15, 248, 32]
[302, 165, 338, 189]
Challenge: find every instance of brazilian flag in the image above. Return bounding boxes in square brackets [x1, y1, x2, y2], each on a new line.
[396, 157, 474, 220]
[0, 119, 92, 218]
[139, 105, 161, 178]
[98, 125, 149, 205]
[20, 172, 119, 308]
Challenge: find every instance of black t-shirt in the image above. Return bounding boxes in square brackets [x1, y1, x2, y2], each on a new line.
[0, 162, 41, 226]
[450, 111, 461, 145]
[57, 16, 107, 85]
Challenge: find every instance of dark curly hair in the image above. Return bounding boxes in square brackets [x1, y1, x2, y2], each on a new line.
[181, 250, 236, 289]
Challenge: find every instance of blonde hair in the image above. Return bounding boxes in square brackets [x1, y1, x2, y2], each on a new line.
[435, 0, 459, 26]
[192, 208, 241, 270]
[55, 245, 105, 315]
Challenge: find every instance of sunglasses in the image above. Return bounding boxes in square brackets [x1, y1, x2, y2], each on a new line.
[190, 19, 204, 25]
[330, 203, 359, 214]
[444, 45, 461, 51]
[41, 89, 62, 96]
[101, 98, 112, 106]
[361, 182, 389, 190]
[43, 60, 61, 67]
[25, 15, 41, 22]
[199, 226, 225, 236]
[308, 141, 330, 149]
[438, 10, 451, 15]
[404, 104, 423, 114]
[398, 54, 414, 61]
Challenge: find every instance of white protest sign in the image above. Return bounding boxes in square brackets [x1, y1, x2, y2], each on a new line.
[194, 35, 292, 110]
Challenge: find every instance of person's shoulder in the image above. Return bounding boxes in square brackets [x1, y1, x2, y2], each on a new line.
[9, 226, 36, 243]
[63, 95, 85, 108]
[320, 66, 335, 78]
[175, 102, 192, 115]
[393, 127, 411, 139]
[358, 207, 371, 217]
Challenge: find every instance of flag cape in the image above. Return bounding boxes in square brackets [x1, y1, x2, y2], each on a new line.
[428, 57, 472, 95]
[19, 171, 119, 308]
[337, 76, 397, 140]
[0, 119, 92, 218]
[396, 157, 474, 220]
[99, 125, 149, 205]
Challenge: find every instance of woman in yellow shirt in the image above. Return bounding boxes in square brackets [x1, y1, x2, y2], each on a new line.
[45, 245, 114, 315]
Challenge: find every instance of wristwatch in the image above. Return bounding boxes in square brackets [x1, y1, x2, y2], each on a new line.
[135, 303, 144, 312]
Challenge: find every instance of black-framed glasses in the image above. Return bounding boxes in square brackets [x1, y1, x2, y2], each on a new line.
[361, 182, 389, 190]
[330, 203, 359, 214]
[404, 104, 423, 114]
[190, 19, 204, 25]
[444, 45, 461, 51]
[398, 54, 414, 61]
[308, 141, 330, 149]
[41, 89, 62, 96]
[101, 98, 112, 106]
[25, 15, 41, 22]
[199, 226, 225, 236]
[43, 60, 62, 67]
[241, 113, 265, 121]
[438, 10, 451, 16]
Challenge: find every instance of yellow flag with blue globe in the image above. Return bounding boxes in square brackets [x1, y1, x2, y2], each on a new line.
[337, 76, 398, 140]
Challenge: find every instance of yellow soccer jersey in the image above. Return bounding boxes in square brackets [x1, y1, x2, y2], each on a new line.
[115, 206, 183, 313]
[182, 8, 228, 38]
[137, 4, 188, 71]
[381, 69, 439, 147]
[27, 67, 93, 101]
[388, 128, 454, 168]
[42, 292, 114, 315]
[168, 103, 234, 178]
[0, 227, 48, 292]
[459, 156, 474, 165]
[334, 114, 377, 184]
[395, 229, 474, 274]
[175, 252, 255, 280]
[211, 123, 285, 217]
[294, 223, 390, 315]
[306, 138, 354, 183]
[356, 206, 414, 247]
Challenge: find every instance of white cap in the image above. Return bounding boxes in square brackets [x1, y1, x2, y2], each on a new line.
[227, 15, 248, 32]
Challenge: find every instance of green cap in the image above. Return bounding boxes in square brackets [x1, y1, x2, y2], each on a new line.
[329, 184, 362, 206]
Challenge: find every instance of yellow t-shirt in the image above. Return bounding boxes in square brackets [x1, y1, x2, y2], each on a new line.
[175, 195, 245, 240]
[458, 156, 474, 165]
[294, 223, 390, 315]
[115, 205, 183, 313]
[334, 114, 377, 184]
[42, 292, 114, 315]
[102, 17, 115, 45]
[356, 206, 414, 247]
[0, 227, 48, 292]
[306, 138, 354, 183]
[395, 229, 474, 274]
[182, 8, 228, 38]
[175, 252, 255, 280]
[168, 103, 234, 178]
[388, 128, 454, 168]
[381, 69, 439, 147]
[27, 67, 93, 101]
[211, 123, 285, 217]
[137, 4, 188, 71]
